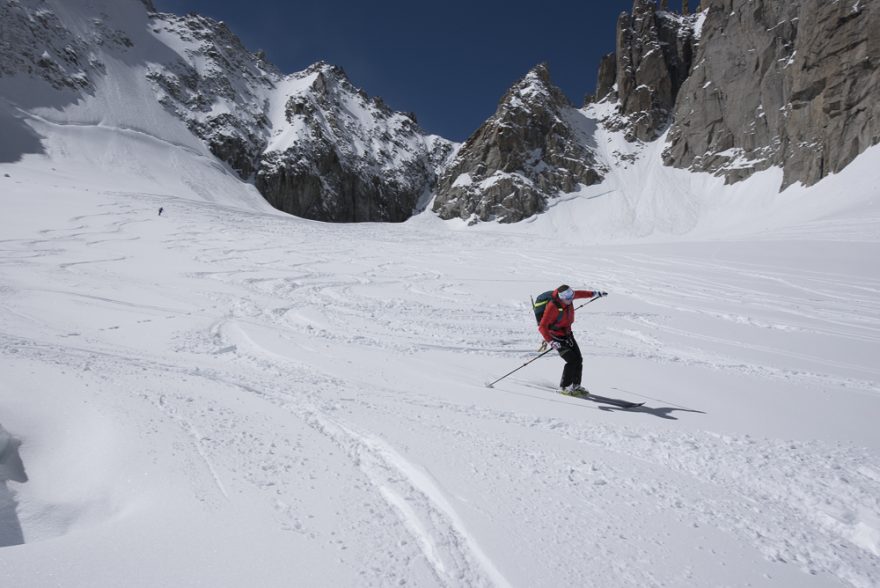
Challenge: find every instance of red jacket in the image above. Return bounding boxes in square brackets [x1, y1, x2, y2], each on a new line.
[538, 288, 597, 341]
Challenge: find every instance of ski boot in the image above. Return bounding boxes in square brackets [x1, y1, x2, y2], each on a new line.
[561, 384, 589, 397]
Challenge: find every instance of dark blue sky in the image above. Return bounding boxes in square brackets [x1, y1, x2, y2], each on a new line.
[152, 0, 700, 141]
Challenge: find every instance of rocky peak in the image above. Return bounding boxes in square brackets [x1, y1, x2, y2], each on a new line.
[597, 0, 698, 142]
[304, 61, 343, 94]
[293, 61, 393, 119]
[256, 60, 454, 222]
[432, 64, 603, 223]
[501, 63, 570, 117]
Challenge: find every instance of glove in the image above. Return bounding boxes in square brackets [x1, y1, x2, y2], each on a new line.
[549, 340, 562, 350]
[595, 291, 608, 298]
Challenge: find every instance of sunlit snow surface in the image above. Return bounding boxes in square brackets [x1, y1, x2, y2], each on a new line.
[2, 128, 880, 586]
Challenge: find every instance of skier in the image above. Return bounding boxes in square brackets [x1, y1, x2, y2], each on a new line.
[158, 207, 163, 216]
[537, 285, 607, 396]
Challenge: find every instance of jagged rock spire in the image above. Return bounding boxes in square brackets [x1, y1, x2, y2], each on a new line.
[432, 64, 603, 223]
[599, 0, 695, 141]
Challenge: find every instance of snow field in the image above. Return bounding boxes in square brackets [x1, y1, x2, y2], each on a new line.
[1, 162, 879, 585]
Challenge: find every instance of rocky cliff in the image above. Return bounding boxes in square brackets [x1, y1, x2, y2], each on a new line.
[664, 0, 879, 187]
[593, 0, 879, 190]
[0, 0, 124, 93]
[146, 11, 277, 180]
[594, 0, 698, 142]
[256, 63, 453, 222]
[432, 64, 603, 223]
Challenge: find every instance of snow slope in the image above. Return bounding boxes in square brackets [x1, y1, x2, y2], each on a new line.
[2, 127, 880, 585]
[465, 99, 880, 244]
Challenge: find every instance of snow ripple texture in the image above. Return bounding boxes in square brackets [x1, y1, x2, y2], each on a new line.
[1, 183, 879, 587]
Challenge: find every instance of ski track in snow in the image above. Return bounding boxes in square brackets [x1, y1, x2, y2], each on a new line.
[198, 316, 508, 586]
[152, 393, 231, 502]
[1, 190, 879, 586]
[171, 202, 880, 584]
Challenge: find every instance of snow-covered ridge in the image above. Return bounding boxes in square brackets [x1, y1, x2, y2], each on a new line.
[254, 61, 455, 221]
[266, 61, 445, 173]
[145, 10, 279, 179]
[143, 17, 456, 221]
[0, 0, 454, 221]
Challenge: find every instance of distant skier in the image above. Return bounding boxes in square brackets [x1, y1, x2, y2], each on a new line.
[158, 207, 163, 216]
[535, 285, 607, 396]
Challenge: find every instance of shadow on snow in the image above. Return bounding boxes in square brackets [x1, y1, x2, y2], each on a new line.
[0, 423, 28, 548]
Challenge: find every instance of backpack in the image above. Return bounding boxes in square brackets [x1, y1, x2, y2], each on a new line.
[532, 291, 564, 326]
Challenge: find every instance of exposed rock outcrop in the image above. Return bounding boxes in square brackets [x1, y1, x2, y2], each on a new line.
[0, 0, 112, 92]
[599, 0, 697, 141]
[662, 1, 800, 183]
[432, 64, 603, 223]
[779, 0, 879, 187]
[255, 63, 453, 222]
[146, 12, 277, 180]
[592, 52, 617, 103]
[663, 0, 880, 188]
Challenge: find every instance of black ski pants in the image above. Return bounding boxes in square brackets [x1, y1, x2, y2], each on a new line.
[553, 334, 583, 388]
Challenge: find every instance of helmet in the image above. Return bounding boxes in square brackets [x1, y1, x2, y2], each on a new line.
[558, 286, 575, 304]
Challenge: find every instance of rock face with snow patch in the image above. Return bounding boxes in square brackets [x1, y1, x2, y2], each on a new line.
[595, 0, 697, 142]
[145, 20, 453, 222]
[143, 16, 454, 221]
[1, 1, 455, 222]
[663, 0, 880, 187]
[256, 63, 454, 222]
[432, 64, 603, 223]
[0, 0, 122, 93]
[146, 12, 277, 180]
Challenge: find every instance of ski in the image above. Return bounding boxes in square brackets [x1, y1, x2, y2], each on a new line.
[516, 382, 645, 409]
[559, 391, 644, 409]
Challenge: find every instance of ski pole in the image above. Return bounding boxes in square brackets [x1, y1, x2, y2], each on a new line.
[574, 294, 603, 312]
[485, 348, 554, 388]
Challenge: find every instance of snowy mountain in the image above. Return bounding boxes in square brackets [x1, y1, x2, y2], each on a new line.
[146, 9, 280, 180]
[145, 7, 455, 222]
[3, 0, 877, 226]
[256, 62, 454, 222]
[0, 0, 453, 222]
